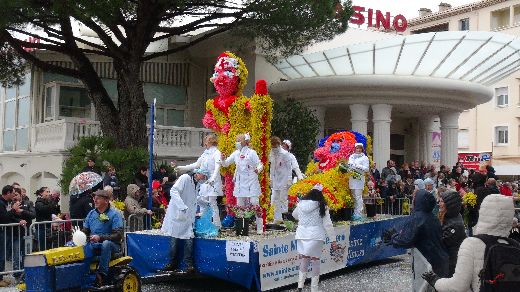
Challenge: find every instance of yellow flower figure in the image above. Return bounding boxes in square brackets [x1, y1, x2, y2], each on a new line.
[202, 52, 272, 225]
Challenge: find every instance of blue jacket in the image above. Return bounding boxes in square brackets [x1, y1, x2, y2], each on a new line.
[391, 190, 449, 277]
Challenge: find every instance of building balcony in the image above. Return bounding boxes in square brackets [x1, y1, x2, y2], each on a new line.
[31, 118, 210, 158]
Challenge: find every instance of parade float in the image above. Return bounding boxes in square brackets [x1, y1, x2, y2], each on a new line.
[121, 53, 409, 291]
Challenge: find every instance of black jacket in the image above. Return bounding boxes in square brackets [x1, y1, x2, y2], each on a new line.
[440, 191, 466, 276]
[0, 197, 22, 224]
[69, 193, 94, 219]
[17, 198, 36, 226]
[35, 197, 61, 222]
[82, 166, 101, 175]
[134, 173, 148, 189]
[469, 185, 499, 228]
[391, 190, 449, 277]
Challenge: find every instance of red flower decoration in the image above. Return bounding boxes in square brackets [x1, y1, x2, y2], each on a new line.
[255, 80, 268, 95]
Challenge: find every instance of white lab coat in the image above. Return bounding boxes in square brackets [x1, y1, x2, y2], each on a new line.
[269, 148, 293, 191]
[347, 153, 370, 190]
[288, 152, 304, 180]
[161, 174, 198, 239]
[177, 146, 223, 197]
[222, 146, 263, 197]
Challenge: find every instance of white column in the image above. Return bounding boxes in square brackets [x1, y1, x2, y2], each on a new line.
[349, 104, 369, 135]
[372, 104, 392, 170]
[440, 112, 460, 167]
[308, 105, 326, 143]
[419, 115, 436, 164]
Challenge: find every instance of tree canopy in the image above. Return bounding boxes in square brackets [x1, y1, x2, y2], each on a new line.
[0, 0, 352, 148]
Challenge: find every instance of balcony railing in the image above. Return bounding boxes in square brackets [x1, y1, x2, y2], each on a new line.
[31, 118, 210, 158]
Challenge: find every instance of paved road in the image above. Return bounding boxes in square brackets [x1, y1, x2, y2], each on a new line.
[142, 253, 412, 292]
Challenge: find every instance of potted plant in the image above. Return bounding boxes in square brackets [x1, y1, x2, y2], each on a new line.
[230, 204, 262, 236]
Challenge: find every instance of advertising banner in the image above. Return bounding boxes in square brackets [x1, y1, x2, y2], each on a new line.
[457, 152, 492, 171]
[258, 226, 350, 291]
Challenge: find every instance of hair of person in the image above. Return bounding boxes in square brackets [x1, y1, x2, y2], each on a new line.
[205, 133, 218, 146]
[2, 185, 14, 196]
[35, 186, 48, 196]
[139, 166, 148, 172]
[302, 189, 326, 217]
[107, 165, 115, 172]
[271, 136, 281, 146]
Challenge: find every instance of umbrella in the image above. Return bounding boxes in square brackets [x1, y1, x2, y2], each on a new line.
[69, 172, 103, 196]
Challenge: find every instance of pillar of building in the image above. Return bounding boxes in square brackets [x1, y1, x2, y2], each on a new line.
[419, 115, 436, 165]
[372, 104, 392, 170]
[440, 111, 460, 167]
[349, 104, 369, 135]
[308, 105, 326, 143]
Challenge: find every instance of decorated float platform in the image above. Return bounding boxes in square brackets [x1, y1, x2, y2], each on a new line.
[126, 215, 408, 291]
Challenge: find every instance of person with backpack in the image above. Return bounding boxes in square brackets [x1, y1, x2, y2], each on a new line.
[438, 191, 466, 276]
[423, 194, 519, 292]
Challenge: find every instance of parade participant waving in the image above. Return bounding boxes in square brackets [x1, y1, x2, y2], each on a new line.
[269, 136, 294, 223]
[348, 143, 370, 221]
[161, 168, 209, 274]
[221, 133, 264, 234]
[175, 133, 223, 228]
[282, 139, 305, 182]
[292, 184, 336, 292]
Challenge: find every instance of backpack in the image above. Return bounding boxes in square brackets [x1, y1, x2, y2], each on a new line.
[474, 234, 520, 292]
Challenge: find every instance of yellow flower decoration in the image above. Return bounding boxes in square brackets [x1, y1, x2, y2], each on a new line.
[463, 192, 477, 208]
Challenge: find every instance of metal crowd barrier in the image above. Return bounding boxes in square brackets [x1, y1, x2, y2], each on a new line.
[30, 219, 85, 252]
[364, 197, 411, 216]
[0, 223, 27, 276]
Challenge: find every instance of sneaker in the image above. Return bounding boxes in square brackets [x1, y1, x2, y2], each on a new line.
[351, 214, 363, 221]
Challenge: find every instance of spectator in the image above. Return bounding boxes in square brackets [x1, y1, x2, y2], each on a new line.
[451, 166, 463, 182]
[382, 180, 401, 215]
[0, 186, 27, 287]
[35, 187, 61, 251]
[124, 184, 152, 231]
[381, 160, 396, 182]
[467, 172, 487, 235]
[423, 194, 514, 291]
[82, 158, 101, 175]
[424, 178, 439, 216]
[370, 162, 381, 185]
[486, 165, 498, 180]
[438, 191, 466, 276]
[18, 187, 35, 226]
[152, 165, 170, 183]
[510, 217, 520, 243]
[384, 183, 449, 278]
[162, 174, 177, 203]
[70, 189, 95, 221]
[399, 163, 412, 180]
[103, 166, 121, 200]
[151, 181, 167, 213]
[11, 189, 35, 275]
[82, 190, 124, 286]
[500, 181, 513, 197]
[134, 166, 149, 189]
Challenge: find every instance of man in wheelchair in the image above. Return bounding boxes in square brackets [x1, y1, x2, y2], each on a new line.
[83, 190, 124, 286]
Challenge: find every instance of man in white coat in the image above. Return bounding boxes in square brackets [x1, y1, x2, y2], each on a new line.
[221, 133, 264, 234]
[175, 133, 223, 228]
[348, 143, 370, 221]
[270, 136, 294, 223]
[161, 168, 209, 274]
[282, 140, 305, 183]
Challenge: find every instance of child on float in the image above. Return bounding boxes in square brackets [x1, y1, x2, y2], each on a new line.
[292, 184, 337, 292]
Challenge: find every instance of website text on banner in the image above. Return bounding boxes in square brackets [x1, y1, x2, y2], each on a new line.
[457, 152, 492, 171]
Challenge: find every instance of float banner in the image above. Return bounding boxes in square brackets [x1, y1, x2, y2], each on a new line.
[457, 152, 492, 171]
[259, 226, 350, 291]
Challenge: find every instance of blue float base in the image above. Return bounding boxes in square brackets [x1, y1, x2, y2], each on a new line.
[126, 216, 408, 291]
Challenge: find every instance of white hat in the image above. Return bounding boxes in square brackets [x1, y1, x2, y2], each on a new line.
[354, 143, 364, 149]
[282, 140, 292, 150]
[312, 183, 324, 191]
[244, 133, 251, 141]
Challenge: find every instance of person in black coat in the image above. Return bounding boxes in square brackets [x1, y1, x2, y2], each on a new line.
[383, 189, 449, 277]
[35, 187, 61, 251]
[82, 158, 101, 175]
[438, 191, 466, 276]
[467, 172, 486, 233]
[134, 166, 149, 189]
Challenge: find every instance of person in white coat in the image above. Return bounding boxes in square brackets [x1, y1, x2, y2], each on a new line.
[348, 143, 370, 221]
[175, 134, 223, 228]
[282, 139, 304, 183]
[221, 133, 264, 234]
[422, 194, 515, 291]
[270, 136, 294, 223]
[161, 168, 209, 274]
[292, 184, 337, 292]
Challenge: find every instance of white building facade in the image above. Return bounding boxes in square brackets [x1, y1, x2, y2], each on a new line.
[408, 0, 520, 175]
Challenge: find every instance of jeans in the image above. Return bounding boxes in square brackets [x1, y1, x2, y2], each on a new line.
[170, 237, 193, 269]
[92, 241, 121, 276]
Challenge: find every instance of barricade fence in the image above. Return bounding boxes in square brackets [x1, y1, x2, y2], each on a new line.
[364, 197, 411, 216]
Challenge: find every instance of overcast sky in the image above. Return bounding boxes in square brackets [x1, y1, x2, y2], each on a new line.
[353, 0, 477, 19]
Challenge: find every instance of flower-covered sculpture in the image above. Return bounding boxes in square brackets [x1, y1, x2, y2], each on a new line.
[202, 51, 273, 226]
[289, 131, 373, 212]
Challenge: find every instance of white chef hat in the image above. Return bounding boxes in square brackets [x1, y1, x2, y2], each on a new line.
[354, 143, 364, 149]
[282, 140, 292, 150]
[312, 183, 324, 191]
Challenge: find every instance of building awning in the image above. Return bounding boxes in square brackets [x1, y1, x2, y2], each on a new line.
[273, 31, 520, 86]
[494, 164, 520, 176]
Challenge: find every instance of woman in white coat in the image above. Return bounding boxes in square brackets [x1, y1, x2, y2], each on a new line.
[175, 134, 223, 228]
[422, 194, 515, 291]
[292, 184, 337, 292]
[161, 168, 209, 273]
[221, 133, 264, 234]
[348, 143, 370, 221]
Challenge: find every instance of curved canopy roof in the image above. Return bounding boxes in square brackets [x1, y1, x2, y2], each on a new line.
[273, 31, 520, 86]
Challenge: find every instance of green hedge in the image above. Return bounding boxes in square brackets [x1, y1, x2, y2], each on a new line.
[60, 136, 148, 195]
